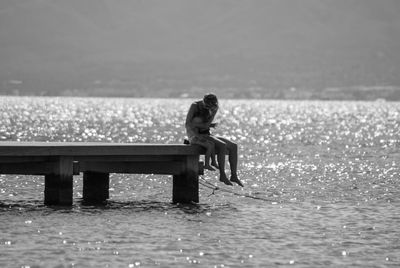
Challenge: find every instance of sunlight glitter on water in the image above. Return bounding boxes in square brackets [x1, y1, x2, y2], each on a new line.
[0, 97, 400, 267]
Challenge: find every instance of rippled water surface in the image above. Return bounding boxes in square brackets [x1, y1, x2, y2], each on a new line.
[0, 97, 399, 267]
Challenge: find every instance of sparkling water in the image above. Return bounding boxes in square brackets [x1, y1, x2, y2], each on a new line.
[0, 96, 399, 267]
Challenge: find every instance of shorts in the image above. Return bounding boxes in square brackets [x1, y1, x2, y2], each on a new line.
[189, 135, 208, 144]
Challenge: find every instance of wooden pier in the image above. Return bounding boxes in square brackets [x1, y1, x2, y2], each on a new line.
[0, 142, 207, 205]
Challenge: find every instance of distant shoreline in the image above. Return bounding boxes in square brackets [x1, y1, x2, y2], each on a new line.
[1, 85, 400, 101]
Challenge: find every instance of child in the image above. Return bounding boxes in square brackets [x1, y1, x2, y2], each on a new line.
[190, 116, 219, 171]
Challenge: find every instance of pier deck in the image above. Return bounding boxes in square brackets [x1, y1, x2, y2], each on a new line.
[0, 142, 206, 205]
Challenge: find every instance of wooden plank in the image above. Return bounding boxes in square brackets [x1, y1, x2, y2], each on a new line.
[0, 161, 79, 175]
[0, 162, 54, 175]
[79, 161, 185, 175]
[0, 156, 53, 163]
[73, 155, 185, 163]
[0, 142, 205, 156]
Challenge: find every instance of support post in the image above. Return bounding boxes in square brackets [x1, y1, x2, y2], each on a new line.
[44, 156, 73, 206]
[83, 171, 110, 204]
[172, 155, 199, 203]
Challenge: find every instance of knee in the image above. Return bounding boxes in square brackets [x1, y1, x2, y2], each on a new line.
[204, 141, 212, 151]
[228, 142, 238, 153]
[215, 142, 227, 153]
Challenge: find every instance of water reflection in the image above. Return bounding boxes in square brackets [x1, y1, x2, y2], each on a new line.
[1, 97, 399, 206]
[0, 97, 400, 267]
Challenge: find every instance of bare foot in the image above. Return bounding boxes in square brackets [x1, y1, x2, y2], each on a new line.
[230, 174, 244, 187]
[204, 164, 216, 171]
[220, 174, 233, 186]
[211, 161, 219, 169]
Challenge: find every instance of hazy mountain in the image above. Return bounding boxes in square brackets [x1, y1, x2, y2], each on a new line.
[1, 0, 400, 98]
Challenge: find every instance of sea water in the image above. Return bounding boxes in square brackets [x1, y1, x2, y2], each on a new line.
[0, 96, 399, 267]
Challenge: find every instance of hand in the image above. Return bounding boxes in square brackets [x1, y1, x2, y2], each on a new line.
[210, 122, 218, 128]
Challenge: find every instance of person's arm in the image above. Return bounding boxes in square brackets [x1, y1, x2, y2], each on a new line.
[185, 103, 210, 129]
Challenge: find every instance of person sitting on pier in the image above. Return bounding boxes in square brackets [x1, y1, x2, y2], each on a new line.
[185, 93, 244, 187]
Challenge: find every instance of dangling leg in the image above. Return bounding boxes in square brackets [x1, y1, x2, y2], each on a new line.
[203, 140, 216, 171]
[216, 137, 243, 187]
[210, 141, 219, 169]
[207, 136, 232, 186]
[191, 137, 215, 171]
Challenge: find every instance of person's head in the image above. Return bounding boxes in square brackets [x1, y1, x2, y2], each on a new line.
[203, 93, 218, 112]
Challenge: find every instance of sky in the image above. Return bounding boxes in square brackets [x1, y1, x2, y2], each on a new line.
[1, 0, 400, 97]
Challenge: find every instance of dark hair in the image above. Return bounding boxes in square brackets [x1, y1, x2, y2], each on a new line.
[203, 93, 218, 106]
